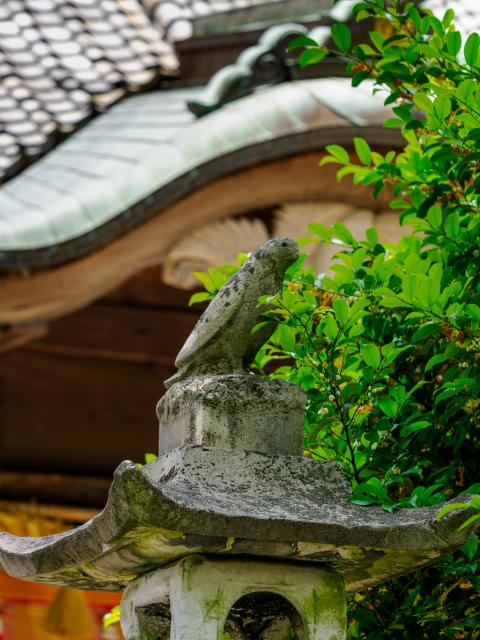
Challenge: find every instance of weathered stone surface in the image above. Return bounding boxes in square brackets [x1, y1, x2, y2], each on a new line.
[157, 374, 305, 456]
[165, 237, 298, 388]
[0, 446, 476, 593]
[158, 237, 305, 458]
[121, 555, 347, 640]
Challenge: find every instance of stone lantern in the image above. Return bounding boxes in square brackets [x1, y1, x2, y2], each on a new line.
[0, 238, 476, 640]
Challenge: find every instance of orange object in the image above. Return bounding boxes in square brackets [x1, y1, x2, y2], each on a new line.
[0, 573, 121, 640]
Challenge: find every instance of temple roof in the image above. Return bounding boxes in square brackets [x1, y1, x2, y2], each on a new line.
[0, 76, 392, 269]
[0, 0, 470, 270]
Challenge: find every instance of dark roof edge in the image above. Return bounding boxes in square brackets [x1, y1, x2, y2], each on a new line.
[191, 0, 334, 38]
[186, 0, 359, 117]
[0, 125, 401, 272]
[187, 22, 317, 117]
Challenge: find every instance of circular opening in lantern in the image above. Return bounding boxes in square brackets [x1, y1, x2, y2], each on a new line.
[224, 591, 305, 639]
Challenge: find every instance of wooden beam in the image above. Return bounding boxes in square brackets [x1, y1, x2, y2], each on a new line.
[0, 348, 165, 480]
[0, 500, 97, 524]
[0, 152, 391, 327]
[0, 471, 111, 508]
[105, 267, 196, 307]
[0, 324, 48, 353]
[26, 342, 176, 365]
[36, 301, 198, 361]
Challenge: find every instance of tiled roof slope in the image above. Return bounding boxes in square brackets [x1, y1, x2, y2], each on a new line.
[0, 0, 345, 184]
[0, 77, 391, 268]
[0, 0, 178, 182]
[141, 0, 277, 43]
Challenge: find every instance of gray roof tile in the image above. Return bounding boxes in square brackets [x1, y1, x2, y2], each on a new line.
[0, 0, 179, 182]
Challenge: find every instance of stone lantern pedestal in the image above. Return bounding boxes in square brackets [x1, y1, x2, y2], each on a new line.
[0, 238, 477, 639]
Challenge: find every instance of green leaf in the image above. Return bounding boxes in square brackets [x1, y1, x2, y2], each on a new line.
[352, 70, 371, 87]
[349, 325, 365, 337]
[308, 222, 332, 243]
[435, 387, 458, 404]
[465, 303, 480, 321]
[458, 78, 477, 101]
[365, 227, 378, 248]
[412, 322, 439, 343]
[337, 160, 359, 176]
[464, 32, 480, 67]
[401, 420, 431, 437]
[408, 382, 432, 398]
[288, 35, 319, 51]
[435, 502, 469, 520]
[413, 93, 433, 114]
[402, 274, 417, 301]
[333, 298, 350, 324]
[471, 495, 480, 509]
[380, 297, 412, 308]
[144, 453, 157, 464]
[458, 513, 480, 532]
[299, 47, 328, 68]
[383, 344, 412, 366]
[331, 23, 351, 53]
[378, 395, 398, 418]
[276, 324, 296, 352]
[427, 204, 443, 230]
[463, 482, 480, 495]
[332, 221, 355, 245]
[442, 8, 455, 27]
[461, 533, 479, 561]
[324, 314, 340, 341]
[103, 605, 121, 628]
[251, 320, 273, 334]
[390, 385, 406, 405]
[325, 144, 350, 164]
[446, 30, 462, 56]
[354, 137, 372, 165]
[425, 353, 451, 372]
[383, 117, 403, 128]
[189, 291, 212, 306]
[356, 43, 377, 56]
[360, 343, 381, 369]
[433, 96, 452, 120]
[444, 213, 460, 238]
[192, 271, 215, 292]
[369, 30, 385, 52]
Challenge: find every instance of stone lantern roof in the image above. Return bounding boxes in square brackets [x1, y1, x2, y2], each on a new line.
[0, 238, 476, 597]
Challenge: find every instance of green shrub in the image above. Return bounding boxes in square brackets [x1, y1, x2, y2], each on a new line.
[195, 1, 480, 636]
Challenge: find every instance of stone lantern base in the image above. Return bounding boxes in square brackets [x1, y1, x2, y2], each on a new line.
[121, 555, 347, 640]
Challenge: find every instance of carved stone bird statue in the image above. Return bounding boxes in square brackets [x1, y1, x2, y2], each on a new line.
[165, 237, 298, 388]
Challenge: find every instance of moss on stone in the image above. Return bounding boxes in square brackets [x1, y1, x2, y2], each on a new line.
[302, 570, 346, 636]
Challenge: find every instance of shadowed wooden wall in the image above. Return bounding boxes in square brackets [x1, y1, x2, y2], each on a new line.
[0, 269, 201, 507]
